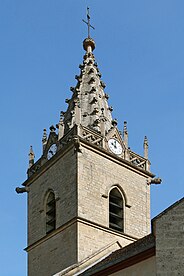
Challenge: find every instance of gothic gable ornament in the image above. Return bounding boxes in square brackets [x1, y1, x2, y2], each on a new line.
[105, 126, 125, 157]
[42, 125, 58, 160]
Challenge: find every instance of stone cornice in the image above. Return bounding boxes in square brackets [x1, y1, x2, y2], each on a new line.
[25, 216, 138, 253]
[79, 137, 154, 178]
[22, 132, 154, 187]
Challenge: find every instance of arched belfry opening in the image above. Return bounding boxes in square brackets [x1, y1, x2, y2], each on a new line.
[109, 188, 124, 232]
[46, 191, 56, 234]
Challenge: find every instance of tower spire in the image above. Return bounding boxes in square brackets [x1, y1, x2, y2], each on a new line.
[62, 31, 113, 136]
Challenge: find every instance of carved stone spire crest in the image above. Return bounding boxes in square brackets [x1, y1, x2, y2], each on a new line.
[62, 38, 113, 136]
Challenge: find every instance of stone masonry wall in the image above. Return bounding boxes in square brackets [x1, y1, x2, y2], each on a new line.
[78, 146, 151, 237]
[155, 199, 184, 275]
[28, 149, 77, 245]
[27, 148, 78, 274]
[77, 146, 151, 261]
[27, 142, 151, 275]
[78, 221, 134, 262]
[28, 223, 77, 276]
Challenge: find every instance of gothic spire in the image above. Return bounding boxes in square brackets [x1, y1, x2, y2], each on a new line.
[62, 36, 113, 136]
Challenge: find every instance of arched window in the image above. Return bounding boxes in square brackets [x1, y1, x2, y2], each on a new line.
[46, 192, 56, 234]
[109, 188, 124, 232]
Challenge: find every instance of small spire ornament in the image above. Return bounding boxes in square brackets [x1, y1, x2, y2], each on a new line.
[144, 136, 149, 159]
[123, 121, 128, 148]
[29, 145, 35, 168]
[56, 111, 65, 140]
[42, 128, 47, 151]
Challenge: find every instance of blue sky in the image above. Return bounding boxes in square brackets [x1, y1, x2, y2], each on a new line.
[0, 1, 184, 275]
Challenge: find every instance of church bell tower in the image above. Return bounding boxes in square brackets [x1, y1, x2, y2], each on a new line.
[16, 10, 157, 276]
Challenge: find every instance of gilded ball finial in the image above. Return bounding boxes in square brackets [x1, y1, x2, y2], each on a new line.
[83, 38, 96, 52]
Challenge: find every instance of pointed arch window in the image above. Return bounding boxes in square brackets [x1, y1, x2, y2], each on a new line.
[109, 188, 124, 232]
[46, 192, 56, 234]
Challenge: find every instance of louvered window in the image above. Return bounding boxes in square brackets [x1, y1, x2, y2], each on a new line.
[109, 188, 124, 232]
[46, 192, 56, 234]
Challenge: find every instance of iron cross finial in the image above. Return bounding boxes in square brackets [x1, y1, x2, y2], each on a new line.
[82, 7, 95, 38]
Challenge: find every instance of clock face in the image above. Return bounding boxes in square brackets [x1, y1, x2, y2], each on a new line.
[108, 139, 122, 155]
[47, 144, 57, 160]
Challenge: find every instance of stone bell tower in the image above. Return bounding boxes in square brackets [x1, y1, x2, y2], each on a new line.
[16, 11, 159, 276]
